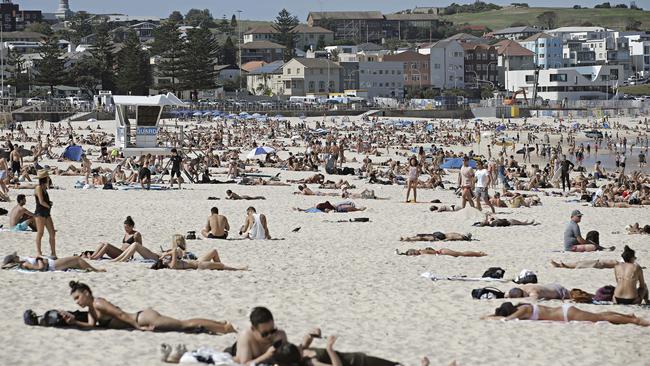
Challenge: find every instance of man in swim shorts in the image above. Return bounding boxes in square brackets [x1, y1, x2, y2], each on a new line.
[201, 207, 230, 239]
[9, 194, 35, 231]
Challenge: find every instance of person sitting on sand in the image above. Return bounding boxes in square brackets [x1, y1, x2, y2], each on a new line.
[152, 235, 247, 271]
[201, 207, 230, 239]
[239, 207, 271, 240]
[506, 284, 570, 300]
[429, 204, 459, 212]
[551, 259, 618, 269]
[63, 281, 236, 333]
[614, 246, 648, 305]
[483, 301, 649, 326]
[9, 194, 35, 231]
[400, 232, 472, 242]
[85, 216, 148, 260]
[473, 216, 538, 227]
[2, 252, 105, 272]
[489, 192, 508, 208]
[234, 307, 288, 364]
[396, 247, 486, 257]
[563, 210, 614, 252]
[226, 189, 265, 200]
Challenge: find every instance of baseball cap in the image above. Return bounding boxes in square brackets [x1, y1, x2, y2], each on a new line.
[571, 210, 583, 217]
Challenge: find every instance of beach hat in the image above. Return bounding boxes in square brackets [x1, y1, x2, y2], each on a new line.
[36, 170, 49, 179]
[570, 210, 583, 217]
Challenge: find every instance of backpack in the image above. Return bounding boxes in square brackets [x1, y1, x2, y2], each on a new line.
[471, 287, 505, 300]
[593, 285, 615, 302]
[41, 310, 66, 327]
[514, 270, 538, 284]
[585, 230, 600, 245]
[482, 267, 506, 279]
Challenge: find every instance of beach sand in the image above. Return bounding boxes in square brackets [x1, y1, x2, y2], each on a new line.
[0, 115, 649, 366]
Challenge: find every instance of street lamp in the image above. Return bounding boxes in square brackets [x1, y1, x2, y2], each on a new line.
[237, 10, 243, 95]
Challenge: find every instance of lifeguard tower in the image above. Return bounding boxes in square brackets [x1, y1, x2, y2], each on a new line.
[114, 93, 186, 156]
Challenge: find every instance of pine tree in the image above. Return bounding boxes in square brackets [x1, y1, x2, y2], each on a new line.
[221, 36, 237, 65]
[35, 35, 66, 95]
[68, 55, 101, 97]
[272, 9, 299, 61]
[230, 14, 238, 31]
[316, 35, 326, 51]
[90, 24, 115, 92]
[151, 22, 184, 93]
[6, 48, 29, 94]
[178, 27, 220, 100]
[168, 11, 184, 24]
[115, 30, 151, 95]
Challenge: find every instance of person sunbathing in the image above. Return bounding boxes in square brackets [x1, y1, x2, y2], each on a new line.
[429, 204, 459, 212]
[550, 259, 618, 269]
[489, 192, 508, 208]
[152, 235, 247, 271]
[226, 189, 265, 200]
[294, 200, 366, 213]
[396, 247, 486, 257]
[2, 253, 105, 272]
[483, 301, 649, 326]
[506, 284, 570, 300]
[85, 216, 151, 260]
[473, 216, 538, 227]
[400, 232, 472, 242]
[341, 188, 381, 200]
[287, 174, 325, 184]
[295, 185, 338, 196]
[63, 281, 236, 333]
[626, 223, 650, 235]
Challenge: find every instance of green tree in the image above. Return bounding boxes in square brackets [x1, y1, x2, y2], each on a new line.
[68, 11, 93, 43]
[35, 35, 66, 95]
[68, 55, 101, 97]
[115, 31, 151, 95]
[230, 14, 238, 31]
[536, 11, 558, 29]
[7, 48, 30, 94]
[178, 27, 220, 100]
[272, 9, 299, 62]
[185, 9, 215, 27]
[168, 11, 184, 23]
[316, 35, 326, 50]
[625, 19, 642, 31]
[221, 36, 237, 65]
[89, 24, 116, 92]
[218, 16, 232, 34]
[25, 22, 52, 36]
[150, 22, 184, 93]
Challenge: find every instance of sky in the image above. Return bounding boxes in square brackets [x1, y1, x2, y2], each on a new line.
[17, 0, 648, 21]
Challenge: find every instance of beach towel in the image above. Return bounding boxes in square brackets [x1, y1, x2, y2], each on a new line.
[180, 347, 239, 365]
[116, 184, 168, 191]
[304, 208, 323, 213]
[421, 272, 509, 282]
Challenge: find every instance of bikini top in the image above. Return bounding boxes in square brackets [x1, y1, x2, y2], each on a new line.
[123, 234, 136, 244]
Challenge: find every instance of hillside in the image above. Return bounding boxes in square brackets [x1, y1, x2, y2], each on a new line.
[444, 7, 650, 31]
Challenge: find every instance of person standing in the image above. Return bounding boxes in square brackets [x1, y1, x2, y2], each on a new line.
[9, 144, 22, 177]
[34, 170, 56, 258]
[405, 156, 420, 203]
[474, 160, 495, 213]
[559, 155, 574, 191]
[458, 156, 475, 209]
[169, 148, 183, 190]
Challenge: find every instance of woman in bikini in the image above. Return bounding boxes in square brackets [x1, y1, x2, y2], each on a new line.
[152, 235, 248, 271]
[400, 232, 472, 242]
[85, 216, 156, 261]
[614, 246, 648, 305]
[396, 248, 486, 257]
[483, 301, 649, 326]
[63, 281, 236, 333]
[405, 156, 420, 203]
[2, 253, 105, 272]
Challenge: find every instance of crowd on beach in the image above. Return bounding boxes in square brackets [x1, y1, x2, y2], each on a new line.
[1, 114, 650, 365]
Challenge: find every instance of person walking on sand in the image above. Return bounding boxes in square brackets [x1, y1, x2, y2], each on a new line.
[474, 160, 495, 213]
[34, 170, 56, 258]
[458, 156, 475, 209]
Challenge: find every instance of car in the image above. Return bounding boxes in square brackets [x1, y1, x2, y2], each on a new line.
[26, 97, 45, 105]
[584, 130, 603, 139]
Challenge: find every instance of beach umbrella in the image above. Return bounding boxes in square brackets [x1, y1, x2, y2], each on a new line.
[440, 158, 476, 169]
[203, 111, 211, 117]
[247, 146, 275, 159]
[495, 125, 506, 132]
[212, 111, 221, 116]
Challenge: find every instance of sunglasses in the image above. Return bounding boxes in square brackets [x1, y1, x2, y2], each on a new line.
[260, 328, 278, 338]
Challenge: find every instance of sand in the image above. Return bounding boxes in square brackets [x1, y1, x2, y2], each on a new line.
[0, 115, 649, 366]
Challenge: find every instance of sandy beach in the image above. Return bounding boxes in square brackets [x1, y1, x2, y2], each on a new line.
[1, 115, 649, 366]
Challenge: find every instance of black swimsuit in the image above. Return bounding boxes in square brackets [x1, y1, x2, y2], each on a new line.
[123, 234, 136, 244]
[34, 187, 51, 218]
[615, 297, 636, 305]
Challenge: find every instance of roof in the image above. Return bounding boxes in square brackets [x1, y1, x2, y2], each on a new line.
[432, 39, 461, 49]
[357, 42, 384, 52]
[241, 41, 286, 49]
[548, 26, 613, 33]
[113, 93, 186, 107]
[3, 31, 46, 40]
[245, 24, 333, 35]
[290, 58, 342, 69]
[445, 33, 482, 42]
[244, 25, 276, 35]
[494, 40, 535, 57]
[308, 11, 384, 21]
[523, 32, 555, 42]
[214, 64, 240, 71]
[460, 43, 495, 51]
[249, 60, 285, 74]
[383, 50, 429, 61]
[241, 61, 266, 72]
[384, 13, 441, 21]
[492, 26, 539, 35]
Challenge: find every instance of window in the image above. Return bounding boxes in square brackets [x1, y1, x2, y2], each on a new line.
[550, 74, 567, 82]
[379, 70, 383, 75]
[540, 43, 545, 47]
[434, 64, 440, 69]
[320, 68, 324, 74]
[287, 68, 291, 74]
[525, 75, 535, 83]
[449, 76, 454, 81]
[391, 70, 395, 74]
[539, 54, 544, 58]
[411, 63, 417, 69]
[308, 81, 315, 92]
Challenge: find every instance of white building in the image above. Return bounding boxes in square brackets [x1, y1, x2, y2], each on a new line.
[505, 65, 624, 101]
[620, 32, 650, 78]
[358, 61, 404, 99]
[547, 27, 615, 41]
[426, 39, 464, 89]
[518, 33, 564, 69]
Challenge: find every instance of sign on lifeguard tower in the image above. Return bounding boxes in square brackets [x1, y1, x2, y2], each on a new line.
[113, 93, 186, 156]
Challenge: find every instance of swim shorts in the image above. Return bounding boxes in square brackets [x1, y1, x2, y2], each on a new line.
[12, 221, 30, 232]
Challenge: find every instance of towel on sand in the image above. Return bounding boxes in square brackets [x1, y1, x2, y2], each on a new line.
[421, 272, 509, 282]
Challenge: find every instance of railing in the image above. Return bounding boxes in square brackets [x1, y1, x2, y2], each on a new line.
[475, 98, 650, 109]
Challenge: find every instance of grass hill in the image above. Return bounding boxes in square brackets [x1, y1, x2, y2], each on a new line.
[443, 7, 650, 31]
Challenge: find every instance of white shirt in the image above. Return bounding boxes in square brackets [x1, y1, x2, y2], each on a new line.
[475, 169, 489, 188]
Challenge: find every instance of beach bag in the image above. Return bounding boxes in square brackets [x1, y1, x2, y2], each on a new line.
[471, 287, 505, 300]
[593, 285, 615, 302]
[585, 231, 599, 245]
[432, 232, 446, 240]
[482, 267, 505, 279]
[186, 231, 197, 240]
[514, 270, 538, 284]
[570, 288, 594, 303]
[23, 309, 38, 325]
[42, 310, 66, 327]
[0, 207, 8, 215]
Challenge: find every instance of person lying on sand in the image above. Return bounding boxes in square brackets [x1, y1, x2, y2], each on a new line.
[483, 301, 649, 326]
[506, 284, 570, 300]
[473, 216, 538, 227]
[550, 259, 618, 269]
[429, 204, 459, 212]
[396, 247, 486, 257]
[63, 281, 236, 333]
[626, 223, 650, 235]
[201, 207, 230, 239]
[295, 185, 339, 196]
[287, 174, 325, 184]
[341, 188, 383, 200]
[2, 253, 105, 272]
[400, 232, 472, 242]
[151, 235, 247, 271]
[226, 189, 265, 200]
[294, 200, 366, 213]
[233, 307, 288, 364]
